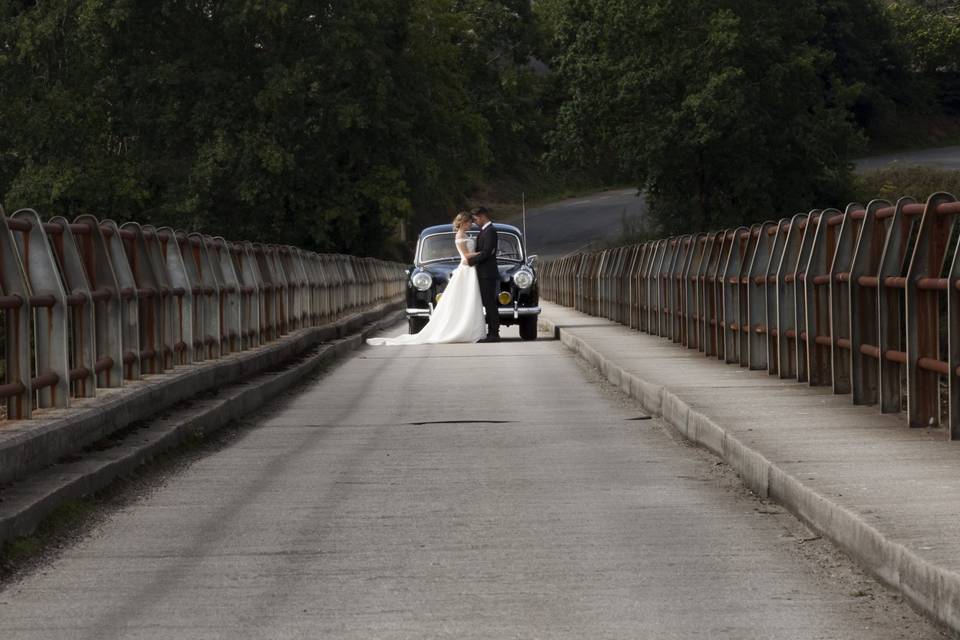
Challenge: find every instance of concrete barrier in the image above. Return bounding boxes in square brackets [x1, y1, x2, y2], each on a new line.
[0, 303, 403, 542]
[0, 301, 401, 487]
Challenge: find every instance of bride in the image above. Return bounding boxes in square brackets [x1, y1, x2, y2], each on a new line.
[367, 212, 487, 346]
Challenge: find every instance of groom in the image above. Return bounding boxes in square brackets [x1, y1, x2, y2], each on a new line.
[468, 206, 500, 342]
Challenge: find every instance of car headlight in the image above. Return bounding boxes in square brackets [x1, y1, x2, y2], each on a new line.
[411, 271, 433, 291]
[513, 268, 534, 290]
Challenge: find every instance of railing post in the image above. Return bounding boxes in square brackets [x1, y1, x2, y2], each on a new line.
[0, 206, 34, 418]
[722, 227, 750, 366]
[48, 215, 97, 398]
[943, 194, 960, 439]
[828, 203, 865, 395]
[746, 222, 776, 370]
[671, 237, 690, 344]
[73, 214, 125, 388]
[764, 220, 788, 375]
[12, 209, 71, 408]
[207, 237, 242, 354]
[848, 200, 890, 405]
[700, 232, 722, 357]
[99, 220, 142, 380]
[804, 208, 842, 387]
[877, 198, 920, 414]
[776, 213, 807, 380]
[120, 223, 165, 374]
[684, 235, 706, 349]
[905, 193, 958, 428]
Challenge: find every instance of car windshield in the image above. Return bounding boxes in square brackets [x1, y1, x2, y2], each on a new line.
[418, 232, 523, 264]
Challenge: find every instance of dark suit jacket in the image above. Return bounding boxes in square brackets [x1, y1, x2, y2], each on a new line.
[468, 223, 499, 279]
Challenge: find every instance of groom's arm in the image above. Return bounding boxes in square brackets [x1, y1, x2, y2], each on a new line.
[467, 231, 496, 266]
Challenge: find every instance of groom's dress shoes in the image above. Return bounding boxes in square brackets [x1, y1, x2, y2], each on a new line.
[478, 335, 501, 343]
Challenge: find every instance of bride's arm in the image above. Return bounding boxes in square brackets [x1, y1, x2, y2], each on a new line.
[456, 237, 479, 263]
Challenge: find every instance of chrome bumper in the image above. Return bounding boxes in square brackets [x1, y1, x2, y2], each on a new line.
[406, 306, 541, 318]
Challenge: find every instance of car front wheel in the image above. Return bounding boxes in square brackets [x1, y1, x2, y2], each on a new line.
[408, 316, 429, 334]
[519, 315, 538, 341]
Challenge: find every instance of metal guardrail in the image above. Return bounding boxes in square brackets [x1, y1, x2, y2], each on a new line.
[0, 205, 406, 421]
[540, 193, 960, 438]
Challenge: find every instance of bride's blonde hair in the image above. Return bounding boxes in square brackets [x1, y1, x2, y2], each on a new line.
[452, 211, 473, 231]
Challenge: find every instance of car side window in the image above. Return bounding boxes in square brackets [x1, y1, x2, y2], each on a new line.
[497, 233, 522, 261]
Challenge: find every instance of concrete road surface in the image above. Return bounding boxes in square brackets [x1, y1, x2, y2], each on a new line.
[854, 146, 960, 172]
[0, 326, 943, 639]
[515, 188, 645, 258]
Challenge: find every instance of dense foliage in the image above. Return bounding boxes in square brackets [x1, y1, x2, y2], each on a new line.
[0, 0, 543, 257]
[542, 0, 960, 233]
[1, 1, 958, 253]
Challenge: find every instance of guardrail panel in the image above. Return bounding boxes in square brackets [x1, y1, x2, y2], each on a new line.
[538, 191, 960, 439]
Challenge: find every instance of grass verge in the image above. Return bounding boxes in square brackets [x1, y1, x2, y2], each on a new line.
[854, 166, 960, 203]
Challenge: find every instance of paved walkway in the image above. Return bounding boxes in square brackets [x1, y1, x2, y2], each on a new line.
[0, 326, 942, 638]
[540, 302, 960, 633]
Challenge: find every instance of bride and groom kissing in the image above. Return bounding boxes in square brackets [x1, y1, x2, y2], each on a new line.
[367, 207, 500, 347]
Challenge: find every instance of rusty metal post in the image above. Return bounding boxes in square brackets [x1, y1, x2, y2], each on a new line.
[700, 232, 722, 357]
[803, 209, 841, 387]
[47, 215, 97, 398]
[684, 234, 706, 349]
[776, 213, 807, 380]
[73, 215, 125, 389]
[154, 227, 195, 366]
[672, 237, 691, 344]
[942, 194, 960, 438]
[11, 209, 71, 408]
[119, 223, 165, 373]
[828, 204, 865, 394]
[746, 222, 776, 370]
[235, 243, 264, 347]
[848, 201, 890, 405]
[0, 206, 34, 418]
[649, 241, 666, 335]
[877, 198, 921, 414]
[722, 227, 749, 365]
[99, 220, 141, 380]
[764, 220, 788, 375]
[905, 193, 957, 428]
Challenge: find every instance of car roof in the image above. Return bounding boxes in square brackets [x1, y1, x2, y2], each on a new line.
[418, 222, 522, 238]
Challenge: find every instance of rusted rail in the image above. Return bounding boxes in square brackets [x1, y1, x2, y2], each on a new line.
[540, 192, 960, 438]
[0, 207, 406, 421]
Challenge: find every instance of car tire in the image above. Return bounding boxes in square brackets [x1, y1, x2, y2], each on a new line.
[408, 317, 429, 334]
[519, 315, 538, 341]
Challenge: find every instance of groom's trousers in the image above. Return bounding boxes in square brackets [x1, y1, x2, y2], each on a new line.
[478, 276, 501, 338]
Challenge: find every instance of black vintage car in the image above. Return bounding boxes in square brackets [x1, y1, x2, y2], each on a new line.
[406, 223, 541, 340]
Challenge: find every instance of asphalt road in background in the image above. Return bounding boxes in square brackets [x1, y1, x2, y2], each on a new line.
[513, 148, 960, 258]
[854, 145, 960, 172]
[510, 188, 645, 258]
[0, 333, 943, 638]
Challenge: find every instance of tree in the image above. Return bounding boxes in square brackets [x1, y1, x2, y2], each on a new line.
[545, 0, 864, 234]
[0, 1, 498, 257]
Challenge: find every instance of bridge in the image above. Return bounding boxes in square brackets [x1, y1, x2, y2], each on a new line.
[0, 196, 958, 638]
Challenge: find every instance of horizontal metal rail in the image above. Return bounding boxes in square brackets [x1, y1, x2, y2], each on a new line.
[0, 207, 406, 421]
[540, 193, 960, 439]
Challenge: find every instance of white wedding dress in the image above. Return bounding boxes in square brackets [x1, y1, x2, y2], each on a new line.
[367, 237, 487, 346]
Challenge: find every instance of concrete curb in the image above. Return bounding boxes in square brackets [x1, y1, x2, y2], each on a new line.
[0, 307, 402, 543]
[540, 315, 960, 635]
[0, 303, 401, 487]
